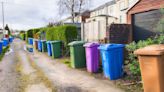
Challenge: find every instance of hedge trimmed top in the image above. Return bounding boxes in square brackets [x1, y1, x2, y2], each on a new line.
[26, 25, 78, 46]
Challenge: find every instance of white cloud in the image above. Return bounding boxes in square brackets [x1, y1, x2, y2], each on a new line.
[0, 0, 112, 30]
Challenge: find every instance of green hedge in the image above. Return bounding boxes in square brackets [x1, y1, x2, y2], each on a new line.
[20, 33, 26, 40]
[125, 34, 164, 78]
[46, 25, 78, 45]
[26, 29, 33, 42]
[37, 27, 47, 40]
[26, 28, 42, 42]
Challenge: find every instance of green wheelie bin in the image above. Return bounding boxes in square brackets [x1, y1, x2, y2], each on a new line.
[50, 41, 62, 58]
[68, 41, 86, 68]
[41, 40, 47, 52]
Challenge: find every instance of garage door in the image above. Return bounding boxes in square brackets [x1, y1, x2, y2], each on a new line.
[132, 9, 163, 41]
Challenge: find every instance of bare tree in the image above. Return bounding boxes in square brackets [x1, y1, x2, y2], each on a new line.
[58, 0, 91, 23]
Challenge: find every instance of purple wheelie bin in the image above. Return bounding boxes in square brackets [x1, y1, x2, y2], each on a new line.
[84, 43, 100, 73]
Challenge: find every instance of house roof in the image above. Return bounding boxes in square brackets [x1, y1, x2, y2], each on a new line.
[126, 0, 140, 13]
[59, 10, 90, 22]
[91, 0, 116, 12]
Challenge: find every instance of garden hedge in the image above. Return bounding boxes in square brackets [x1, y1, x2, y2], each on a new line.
[20, 33, 26, 40]
[46, 25, 78, 45]
[26, 29, 33, 42]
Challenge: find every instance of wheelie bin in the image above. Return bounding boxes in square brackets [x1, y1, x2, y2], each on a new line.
[47, 41, 52, 56]
[68, 41, 86, 68]
[84, 43, 100, 73]
[50, 41, 62, 58]
[38, 40, 42, 52]
[28, 38, 33, 45]
[41, 40, 47, 52]
[9, 37, 13, 43]
[0, 41, 3, 54]
[3, 38, 9, 46]
[98, 44, 125, 80]
[34, 39, 38, 50]
[134, 45, 164, 92]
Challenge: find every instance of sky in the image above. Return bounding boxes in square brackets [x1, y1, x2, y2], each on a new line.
[0, 0, 112, 30]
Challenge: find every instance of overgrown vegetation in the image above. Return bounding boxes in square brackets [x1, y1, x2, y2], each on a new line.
[26, 29, 33, 42]
[19, 31, 26, 40]
[125, 8, 164, 78]
[0, 46, 10, 61]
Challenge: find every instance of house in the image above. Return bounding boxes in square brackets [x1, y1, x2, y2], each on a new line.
[57, 11, 90, 40]
[127, 0, 164, 41]
[59, 11, 90, 23]
[90, 0, 139, 23]
[81, 0, 138, 42]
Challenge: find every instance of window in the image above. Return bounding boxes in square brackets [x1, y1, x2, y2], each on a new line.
[120, 15, 122, 23]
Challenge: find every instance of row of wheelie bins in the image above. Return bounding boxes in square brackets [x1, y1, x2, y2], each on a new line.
[2, 37, 14, 46]
[0, 37, 14, 54]
[31, 38, 125, 80]
[68, 41, 125, 80]
[33, 39, 62, 59]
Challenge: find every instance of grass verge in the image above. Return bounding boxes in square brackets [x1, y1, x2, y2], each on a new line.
[0, 46, 10, 61]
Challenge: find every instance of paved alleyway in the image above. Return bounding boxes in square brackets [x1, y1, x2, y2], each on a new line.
[0, 40, 20, 92]
[0, 39, 124, 92]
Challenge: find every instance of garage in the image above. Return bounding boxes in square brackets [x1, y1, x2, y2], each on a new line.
[132, 9, 162, 41]
[127, 0, 164, 42]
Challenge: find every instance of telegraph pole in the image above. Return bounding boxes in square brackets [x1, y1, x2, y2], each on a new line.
[1, 2, 5, 30]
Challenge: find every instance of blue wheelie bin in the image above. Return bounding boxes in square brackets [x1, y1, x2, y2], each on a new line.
[38, 40, 42, 52]
[0, 41, 3, 54]
[47, 41, 52, 56]
[9, 37, 13, 43]
[28, 38, 33, 45]
[3, 38, 9, 46]
[98, 44, 125, 80]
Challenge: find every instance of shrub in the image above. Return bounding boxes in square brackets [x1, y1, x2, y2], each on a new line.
[20, 33, 26, 40]
[26, 29, 33, 42]
[37, 28, 47, 40]
[33, 28, 40, 39]
[46, 25, 78, 45]
[126, 34, 164, 77]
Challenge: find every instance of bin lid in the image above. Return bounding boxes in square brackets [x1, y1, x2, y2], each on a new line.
[46, 41, 50, 43]
[98, 44, 125, 50]
[68, 41, 85, 46]
[83, 42, 99, 48]
[41, 40, 46, 42]
[49, 41, 61, 44]
[3, 38, 8, 40]
[134, 45, 164, 56]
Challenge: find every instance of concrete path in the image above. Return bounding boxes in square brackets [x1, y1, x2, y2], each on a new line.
[16, 39, 52, 92]
[27, 41, 124, 92]
[0, 39, 52, 92]
[0, 38, 124, 92]
[0, 40, 20, 92]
